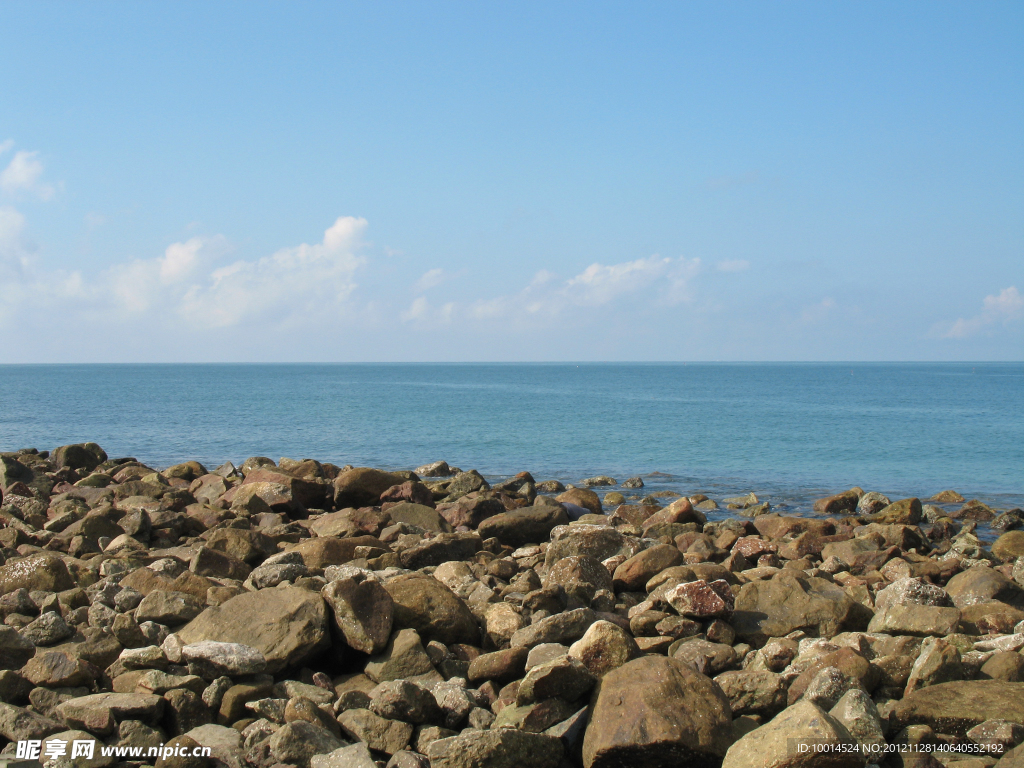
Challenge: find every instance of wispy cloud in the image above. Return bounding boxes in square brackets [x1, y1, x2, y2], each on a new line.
[943, 286, 1023, 339]
[0, 149, 56, 200]
[414, 268, 445, 292]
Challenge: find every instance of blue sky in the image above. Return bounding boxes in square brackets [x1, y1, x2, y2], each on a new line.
[1, 1, 1021, 361]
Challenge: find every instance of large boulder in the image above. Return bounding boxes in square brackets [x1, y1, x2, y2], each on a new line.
[176, 587, 329, 673]
[721, 700, 862, 768]
[334, 468, 409, 508]
[544, 525, 637, 568]
[731, 571, 862, 643]
[383, 572, 479, 646]
[873, 497, 923, 525]
[947, 565, 1024, 608]
[893, 680, 1024, 737]
[0, 554, 75, 593]
[51, 443, 107, 472]
[556, 488, 603, 515]
[322, 577, 394, 654]
[477, 505, 569, 547]
[582, 655, 733, 768]
[240, 468, 328, 510]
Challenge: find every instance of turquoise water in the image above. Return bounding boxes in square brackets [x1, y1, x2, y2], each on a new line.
[1, 363, 1021, 513]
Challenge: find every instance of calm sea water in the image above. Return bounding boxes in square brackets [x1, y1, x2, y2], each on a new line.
[1, 363, 1021, 515]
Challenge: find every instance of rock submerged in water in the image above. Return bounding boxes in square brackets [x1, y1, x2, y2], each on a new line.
[1, 443, 1023, 768]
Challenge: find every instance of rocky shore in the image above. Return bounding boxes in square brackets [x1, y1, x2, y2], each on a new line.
[2, 444, 1024, 768]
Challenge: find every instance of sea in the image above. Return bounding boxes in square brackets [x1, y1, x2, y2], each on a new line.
[1, 363, 1021, 520]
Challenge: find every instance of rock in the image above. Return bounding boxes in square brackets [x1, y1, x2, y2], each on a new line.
[383, 572, 479, 646]
[492, 699, 576, 732]
[477, 506, 569, 548]
[857, 492, 891, 515]
[671, 638, 737, 675]
[399, 532, 482, 569]
[894, 680, 1024, 736]
[0, 701, 63, 741]
[289, 536, 384, 569]
[431, 680, 475, 729]
[980, 651, 1024, 681]
[311, 743, 377, 768]
[556, 488, 603, 516]
[334, 468, 409, 507]
[364, 629, 441, 686]
[829, 688, 885, 753]
[441, 470, 490, 501]
[510, 608, 598, 648]
[380, 480, 434, 508]
[517, 656, 596, 704]
[873, 497, 923, 525]
[185, 724, 242, 768]
[189, 547, 251, 581]
[947, 566, 1024, 608]
[415, 461, 454, 477]
[994, 532, 1024, 563]
[323, 577, 394, 654]
[387, 502, 450, 532]
[730, 571, 861, 643]
[176, 587, 329, 673]
[436, 493, 504, 529]
[813, 490, 860, 515]
[545, 555, 614, 605]
[905, 637, 963, 695]
[544, 526, 635, 568]
[338, 708, 413, 755]
[722, 700, 862, 768]
[427, 730, 563, 768]
[467, 647, 528, 685]
[56, 692, 164, 735]
[20, 611, 74, 646]
[52, 444, 107, 472]
[713, 671, 787, 717]
[0, 554, 75, 593]
[612, 545, 684, 591]
[180, 641, 267, 677]
[567, 620, 641, 678]
[202, 528, 274, 564]
[582, 655, 732, 768]
[23, 651, 97, 688]
[967, 719, 1024, 755]
[269, 720, 346, 768]
[931, 490, 966, 503]
[955, 499, 998, 521]
[484, 603, 527, 647]
[0, 626, 36, 669]
[136, 590, 205, 625]
[665, 579, 733, 620]
[369, 680, 440, 724]
[867, 603, 961, 637]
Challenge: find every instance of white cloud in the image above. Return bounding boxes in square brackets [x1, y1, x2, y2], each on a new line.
[0, 206, 30, 276]
[562, 255, 701, 307]
[717, 259, 750, 273]
[401, 296, 430, 322]
[0, 150, 55, 200]
[178, 216, 367, 328]
[944, 286, 1024, 339]
[414, 268, 445, 291]
[0, 216, 369, 340]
